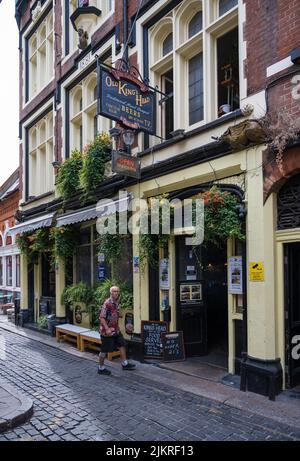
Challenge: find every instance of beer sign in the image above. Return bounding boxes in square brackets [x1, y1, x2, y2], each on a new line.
[98, 65, 156, 135]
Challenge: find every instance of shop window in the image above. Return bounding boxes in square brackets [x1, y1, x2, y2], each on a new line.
[217, 27, 239, 116]
[41, 253, 55, 297]
[115, 238, 133, 289]
[161, 69, 174, 139]
[188, 11, 203, 38]
[0, 257, 2, 286]
[16, 255, 20, 288]
[77, 245, 92, 285]
[163, 33, 173, 56]
[219, 0, 238, 16]
[6, 256, 12, 287]
[189, 53, 204, 125]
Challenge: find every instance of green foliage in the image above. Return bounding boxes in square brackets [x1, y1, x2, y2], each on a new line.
[80, 133, 111, 200]
[97, 233, 125, 264]
[200, 187, 245, 245]
[56, 149, 83, 200]
[51, 225, 80, 261]
[61, 282, 95, 309]
[38, 315, 48, 329]
[16, 229, 53, 264]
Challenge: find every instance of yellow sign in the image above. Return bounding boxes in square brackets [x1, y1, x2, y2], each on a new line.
[249, 262, 265, 281]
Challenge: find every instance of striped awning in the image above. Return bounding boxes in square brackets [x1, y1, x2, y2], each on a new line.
[56, 194, 132, 228]
[8, 212, 55, 236]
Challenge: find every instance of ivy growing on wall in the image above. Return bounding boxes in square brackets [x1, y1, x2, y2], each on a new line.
[56, 149, 83, 201]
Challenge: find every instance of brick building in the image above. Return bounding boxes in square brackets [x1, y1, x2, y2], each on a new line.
[0, 168, 21, 303]
[12, 0, 300, 397]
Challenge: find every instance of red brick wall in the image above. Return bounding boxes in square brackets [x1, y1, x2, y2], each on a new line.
[244, 0, 300, 96]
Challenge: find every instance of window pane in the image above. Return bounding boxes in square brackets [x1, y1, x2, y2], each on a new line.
[6, 256, 12, 286]
[188, 11, 203, 38]
[189, 53, 204, 125]
[162, 33, 173, 56]
[76, 246, 92, 285]
[217, 28, 240, 116]
[219, 0, 238, 16]
[41, 253, 55, 297]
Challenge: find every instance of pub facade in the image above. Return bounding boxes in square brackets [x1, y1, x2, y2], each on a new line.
[13, 0, 300, 396]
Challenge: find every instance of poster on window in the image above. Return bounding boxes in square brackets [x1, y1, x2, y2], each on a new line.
[160, 259, 170, 288]
[228, 256, 243, 294]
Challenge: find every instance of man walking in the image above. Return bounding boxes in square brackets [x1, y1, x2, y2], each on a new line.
[98, 286, 136, 375]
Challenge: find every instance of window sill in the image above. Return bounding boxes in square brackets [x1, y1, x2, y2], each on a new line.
[21, 190, 55, 207]
[139, 109, 243, 158]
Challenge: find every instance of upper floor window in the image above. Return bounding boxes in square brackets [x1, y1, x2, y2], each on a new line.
[219, 0, 238, 17]
[0, 257, 2, 286]
[148, 0, 240, 142]
[162, 33, 173, 56]
[188, 11, 203, 38]
[28, 111, 54, 198]
[69, 69, 112, 155]
[27, 11, 54, 101]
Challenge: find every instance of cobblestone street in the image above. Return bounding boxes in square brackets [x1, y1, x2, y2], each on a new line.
[0, 328, 299, 442]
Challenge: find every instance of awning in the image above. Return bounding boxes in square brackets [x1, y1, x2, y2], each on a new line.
[56, 194, 132, 228]
[8, 212, 55, 236]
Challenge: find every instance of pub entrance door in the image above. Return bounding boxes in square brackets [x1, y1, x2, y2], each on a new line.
[284, 243, 300, 388]
[176, 237, 228, 361]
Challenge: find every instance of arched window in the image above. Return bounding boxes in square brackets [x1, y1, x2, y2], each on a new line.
[163, 33, 173, 56]
[188, 11, 203, 38]
[278, 174, 300, 230]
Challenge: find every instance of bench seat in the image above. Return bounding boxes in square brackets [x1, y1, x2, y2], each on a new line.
[55, 324, 90, 349]
[79, 330, 120, 361]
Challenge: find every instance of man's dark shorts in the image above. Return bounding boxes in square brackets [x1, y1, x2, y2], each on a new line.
[100, 332, 126, 353]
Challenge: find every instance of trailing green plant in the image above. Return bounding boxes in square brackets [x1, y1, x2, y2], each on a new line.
[138, 196, 171, 270]
[56, 149, 83, 200]
[199, 186, 245, 245]
[97, 233, 125, 265]
[51, 225, 80, 262]
[61, 282, 95, 309]
[80, 133, 111, 200]
[16, 228, 54, 264]
[38, 315, 48, 329]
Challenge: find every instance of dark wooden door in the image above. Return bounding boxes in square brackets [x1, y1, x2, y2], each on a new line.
[285, 243, 300, 388]
[176, 237, 207, 356]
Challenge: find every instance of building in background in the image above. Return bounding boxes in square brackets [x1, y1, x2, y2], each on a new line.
[13, 0, 300, 397]
[0, 168, 20, 304]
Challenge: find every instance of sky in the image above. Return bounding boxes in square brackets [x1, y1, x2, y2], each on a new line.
[0, 0, 19, 185]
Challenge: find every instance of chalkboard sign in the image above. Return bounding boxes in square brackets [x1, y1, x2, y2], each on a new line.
[141, 321, 168, 359]
[161, 331, 185, 362]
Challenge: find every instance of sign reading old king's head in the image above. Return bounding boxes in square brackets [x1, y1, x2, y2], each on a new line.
[98, 66, 156, 135]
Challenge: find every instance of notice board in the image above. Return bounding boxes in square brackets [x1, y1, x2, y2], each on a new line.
[161, 331, 185, 362]
[141, 321, 168, 359]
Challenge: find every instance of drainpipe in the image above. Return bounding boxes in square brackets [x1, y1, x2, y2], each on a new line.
[123, 0, 128, 64]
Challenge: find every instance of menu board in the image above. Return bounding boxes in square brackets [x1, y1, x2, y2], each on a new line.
[141, 321, 168, 359]
[161, 331, 185, 362]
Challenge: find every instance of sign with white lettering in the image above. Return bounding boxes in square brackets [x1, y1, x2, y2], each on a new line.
[98, 66, 156, 134]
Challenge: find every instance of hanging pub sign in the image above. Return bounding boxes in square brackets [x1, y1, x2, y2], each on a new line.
[112, 151, 141, 179]
[98, 61, 156, 135]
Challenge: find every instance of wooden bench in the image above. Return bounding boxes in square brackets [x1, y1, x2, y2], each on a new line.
[55, 324, 90, 349]
[79, 330, 120, 361]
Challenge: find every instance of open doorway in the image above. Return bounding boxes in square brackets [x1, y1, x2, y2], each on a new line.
[176, 237, 228, 369]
